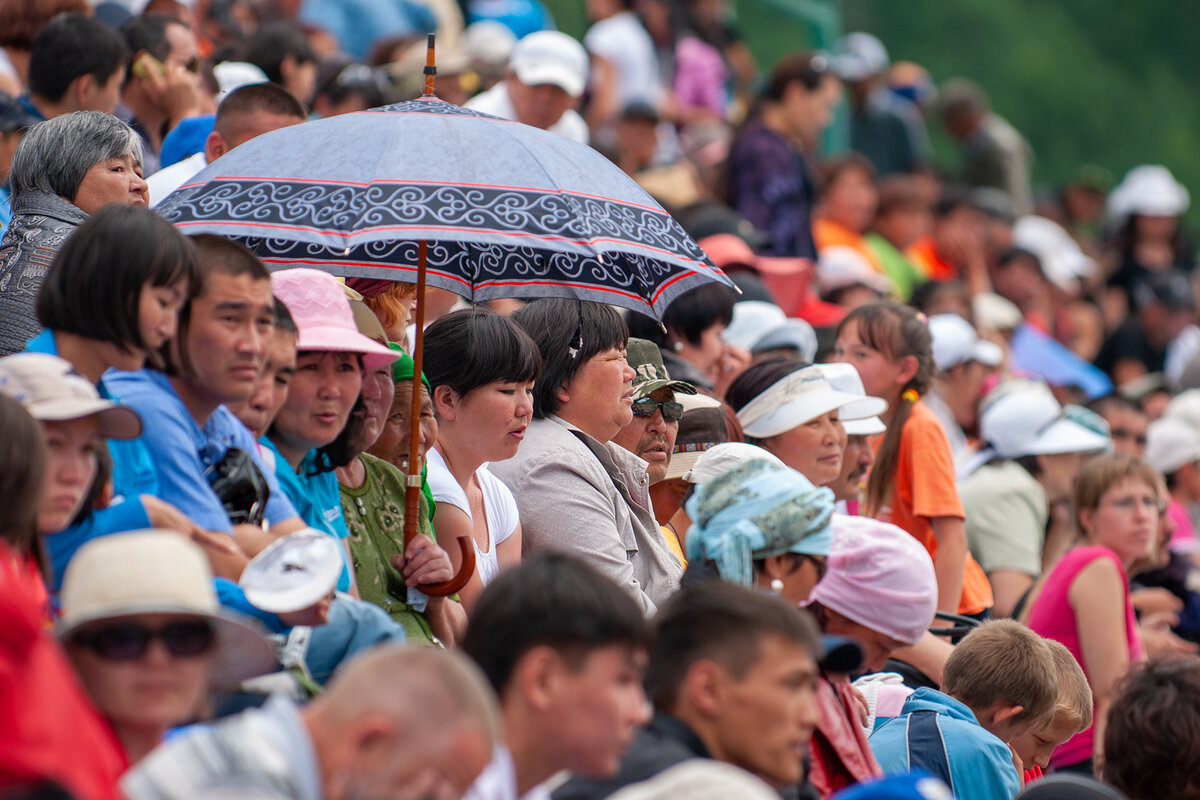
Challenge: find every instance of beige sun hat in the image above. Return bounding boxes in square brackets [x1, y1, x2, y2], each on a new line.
[0, 353, 141, 439]
[58, 531, 278, 686]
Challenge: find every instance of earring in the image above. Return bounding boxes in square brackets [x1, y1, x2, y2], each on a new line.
[671, 340, 684, 352]
[770, 578, 784, 594]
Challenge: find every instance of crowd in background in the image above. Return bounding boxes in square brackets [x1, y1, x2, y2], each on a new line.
[1, 2, 1199, 800]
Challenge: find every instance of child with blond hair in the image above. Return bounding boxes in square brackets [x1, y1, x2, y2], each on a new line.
[869, 620, 1058, 800]
[1011, 640, 1094, 784]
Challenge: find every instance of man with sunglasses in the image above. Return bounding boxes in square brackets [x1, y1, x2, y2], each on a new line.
[117, 14, 204, 176]
[611, 338, 694, 565]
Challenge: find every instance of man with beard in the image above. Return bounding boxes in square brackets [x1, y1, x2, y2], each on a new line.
[610, 339, 695, 563]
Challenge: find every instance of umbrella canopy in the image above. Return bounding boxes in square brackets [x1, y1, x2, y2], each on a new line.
[157, 97, 732, 320]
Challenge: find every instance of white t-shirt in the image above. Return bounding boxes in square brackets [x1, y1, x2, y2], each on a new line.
[464, 82, 590, 145]
[584, 11, 662, 110]
[147, 151, 207, 208]
[426, 447, 519, 586]
[465, 746, 552, 800]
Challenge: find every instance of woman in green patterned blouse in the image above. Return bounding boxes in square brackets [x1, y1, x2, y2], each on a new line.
[334, 345, 466, 646]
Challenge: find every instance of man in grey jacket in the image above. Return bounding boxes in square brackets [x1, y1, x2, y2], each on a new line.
[491, 299, 684, 614]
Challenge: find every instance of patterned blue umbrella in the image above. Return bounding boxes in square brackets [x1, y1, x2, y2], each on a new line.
[157, 97, 731, 320]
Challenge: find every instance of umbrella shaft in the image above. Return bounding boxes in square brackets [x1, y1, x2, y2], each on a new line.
[404, 240, 428, 546]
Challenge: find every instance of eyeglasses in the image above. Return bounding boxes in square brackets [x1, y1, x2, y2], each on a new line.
[632, 398, 684, 421]
[1105, 495, 1167, 514]
[1110, 428, 1148, 447]
[72, 620, 215, 661]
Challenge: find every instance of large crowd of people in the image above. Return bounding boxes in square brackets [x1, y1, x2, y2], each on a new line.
[1, 2, 1198, 800]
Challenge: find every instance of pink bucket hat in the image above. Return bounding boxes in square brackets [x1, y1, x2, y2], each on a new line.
[270, 269, 400, 371]
[804, 515, 937, 645]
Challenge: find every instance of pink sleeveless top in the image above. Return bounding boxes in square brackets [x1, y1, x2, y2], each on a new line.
[1026, 546, 1144, 768]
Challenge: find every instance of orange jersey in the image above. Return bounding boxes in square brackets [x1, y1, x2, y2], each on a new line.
[873, 401, 993, 615]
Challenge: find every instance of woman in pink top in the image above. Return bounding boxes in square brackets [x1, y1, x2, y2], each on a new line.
[1024, 454, 1156, 775]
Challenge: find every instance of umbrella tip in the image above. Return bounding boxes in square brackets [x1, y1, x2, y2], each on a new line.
[423, 33, 437, 97]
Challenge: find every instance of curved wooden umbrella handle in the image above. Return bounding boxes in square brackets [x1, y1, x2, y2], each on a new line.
[390, 534, 476, 597]
[419, 535, 475, 597]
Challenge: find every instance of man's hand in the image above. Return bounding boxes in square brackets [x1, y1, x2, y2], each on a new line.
[1131, 586, 1183, 617]
[135, 52, 201, 127]
[1138, 611, 1199, 658]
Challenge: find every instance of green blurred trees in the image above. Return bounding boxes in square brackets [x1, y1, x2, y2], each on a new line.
[545, 0, 1197, 216]
[838, 0, 1199, 213]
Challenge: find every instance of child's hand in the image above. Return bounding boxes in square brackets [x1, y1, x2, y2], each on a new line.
[277, 593, 334, 628]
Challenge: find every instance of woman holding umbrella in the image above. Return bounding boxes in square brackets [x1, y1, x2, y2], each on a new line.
[336, 325, 465, 645]
[421, 308, 540, 611]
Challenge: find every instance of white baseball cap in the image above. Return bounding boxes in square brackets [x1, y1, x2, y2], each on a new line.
[509, 31, 589, 98]
[1145, 416, 1200, 476]
[818, 363, 887, 436]
[927, 313, 1003, 371]
[723, 300, 787, 350]
[833, 32, 890, 82]
[1012, 215, 1097, 290]
[736, 364, 887, 438]
[1164, 389, 1200, 431]
[240, 530, 343, 614]
[751, 320, 819, 363]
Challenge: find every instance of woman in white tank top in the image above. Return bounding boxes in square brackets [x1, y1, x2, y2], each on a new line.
[422, 308, 541, 611]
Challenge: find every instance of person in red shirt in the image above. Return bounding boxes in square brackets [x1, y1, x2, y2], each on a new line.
[0, 393, 126, 800]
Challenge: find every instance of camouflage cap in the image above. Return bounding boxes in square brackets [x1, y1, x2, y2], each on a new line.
[627, 338, 697, 400]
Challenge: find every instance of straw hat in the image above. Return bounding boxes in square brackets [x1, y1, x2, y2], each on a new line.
[58, 532, 277, 686]
[664, 393, 727, 481]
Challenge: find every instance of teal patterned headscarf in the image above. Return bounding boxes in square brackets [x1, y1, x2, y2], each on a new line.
[685, 459, 835, 587]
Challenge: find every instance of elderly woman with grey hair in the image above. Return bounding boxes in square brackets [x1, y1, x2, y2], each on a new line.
[0, 111, 148, 355]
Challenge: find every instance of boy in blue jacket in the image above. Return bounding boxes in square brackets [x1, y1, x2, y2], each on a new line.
[869, 620, 1058, 800]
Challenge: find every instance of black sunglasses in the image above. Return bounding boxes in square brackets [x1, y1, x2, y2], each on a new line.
[73, 620, 215, 661]
[632, 397, 684, 421]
